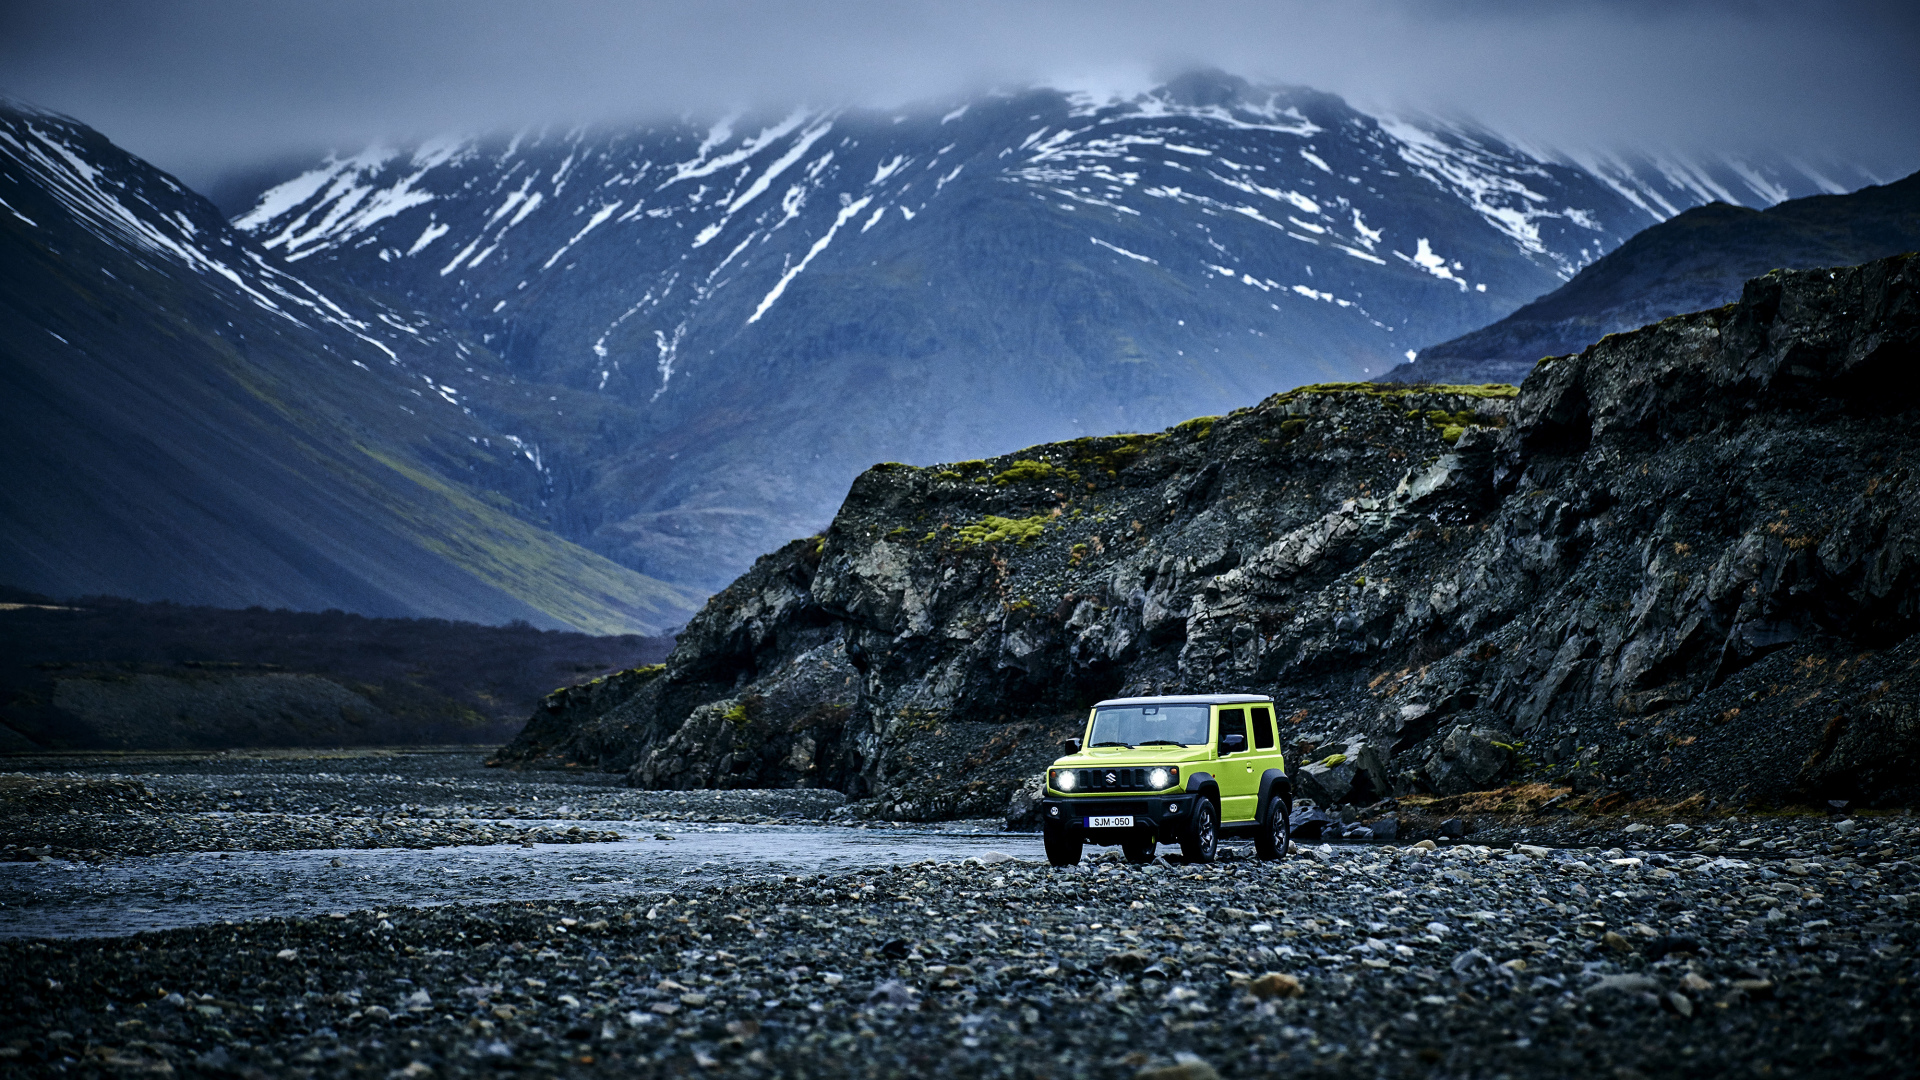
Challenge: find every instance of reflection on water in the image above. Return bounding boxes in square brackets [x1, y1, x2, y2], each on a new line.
[0, 823, 1044, 939]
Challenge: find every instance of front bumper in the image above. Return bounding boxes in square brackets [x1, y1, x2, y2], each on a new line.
[1040, 794, 1194, 841]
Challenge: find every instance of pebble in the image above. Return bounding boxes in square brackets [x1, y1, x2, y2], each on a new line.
[1137, 1057, 1221, 1080]
[1247, 972, 1303, 999]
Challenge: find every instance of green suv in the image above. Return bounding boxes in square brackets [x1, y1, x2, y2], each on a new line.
[1038, 694, 1291, 866]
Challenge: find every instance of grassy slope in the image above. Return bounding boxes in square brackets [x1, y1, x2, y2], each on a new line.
[0, 122, 699, 635]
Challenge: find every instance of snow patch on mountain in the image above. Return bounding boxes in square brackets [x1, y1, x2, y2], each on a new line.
[0, 111, 426, 365]
[749, 194, 872, 323]
[251, 142, 464, 262]
[1091, 236, 1155, 263]
[541, 201, 622, 270]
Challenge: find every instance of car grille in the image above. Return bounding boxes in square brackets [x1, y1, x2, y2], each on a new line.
[1077, 768, 1158, 792]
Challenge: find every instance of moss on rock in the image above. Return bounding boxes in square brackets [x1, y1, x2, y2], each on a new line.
[992, 460, 1078, 486]
[954, 514, 1051, 546]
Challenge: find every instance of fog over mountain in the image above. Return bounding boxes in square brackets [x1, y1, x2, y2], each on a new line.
[4, 1, 1916, 193]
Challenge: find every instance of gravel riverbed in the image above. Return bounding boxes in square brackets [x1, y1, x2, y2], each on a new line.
[7, 829, 1920, 1077]
[1, 751, 849, 861]
[2, 752, 1916, 1077]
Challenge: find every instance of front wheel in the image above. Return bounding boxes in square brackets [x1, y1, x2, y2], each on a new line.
[1121, 833, 1157, 864]
[1043, 821, 1084, 866]
[1180, 797, 1218, 863]
[1256, 795, 1291, 860]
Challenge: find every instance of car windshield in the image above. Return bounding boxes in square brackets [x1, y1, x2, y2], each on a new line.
[1087, 704, 1212, 748]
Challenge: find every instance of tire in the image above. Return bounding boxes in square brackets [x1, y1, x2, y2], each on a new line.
[1256, 795, 1291, 860]
[1121, 833, 1157, 864]
[1180, 797, 1219, 864]
[1043, 821, 1083, 866]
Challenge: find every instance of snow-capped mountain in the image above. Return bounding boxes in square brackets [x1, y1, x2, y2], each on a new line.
[0, 102, 697, 632]
[230, 74, 1878, 591]
[1381, 170, 1920, 385]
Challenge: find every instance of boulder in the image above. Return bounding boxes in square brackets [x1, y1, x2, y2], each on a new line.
[1295, 738, 1392, 806]
[1421, 724, 1514, 795]
[1004, 774, 1046, 831]
[1345, 739, 1393, 803]
[1295, 759, 1358, 807]
[1390, 702, 1440, 753]
[1798, 699, 1920, 806]
[1288, 803, 1338, 841]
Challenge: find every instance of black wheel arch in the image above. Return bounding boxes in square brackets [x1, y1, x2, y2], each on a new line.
[1256, 769, 1292, 823]
[1184, 771, 1221, 805]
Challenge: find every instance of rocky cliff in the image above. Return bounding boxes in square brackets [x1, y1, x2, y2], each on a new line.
[496, 255, 1920, 818]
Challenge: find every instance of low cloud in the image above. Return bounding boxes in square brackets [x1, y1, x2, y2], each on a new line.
[3, 0, 1916, 188]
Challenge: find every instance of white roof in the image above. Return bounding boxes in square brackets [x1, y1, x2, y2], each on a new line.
[1093, 694, 1272, 707]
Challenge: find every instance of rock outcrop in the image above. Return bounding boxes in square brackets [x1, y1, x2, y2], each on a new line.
[496, 255, 1920, 815]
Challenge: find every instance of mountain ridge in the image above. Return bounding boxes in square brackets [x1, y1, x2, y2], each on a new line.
[1383, 170, 1920, 383]
[0, 103, 698, 634]
[225, 73, 1870, 593]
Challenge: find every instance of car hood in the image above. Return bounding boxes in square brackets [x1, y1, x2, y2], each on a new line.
[1048, 746, 1213, 769]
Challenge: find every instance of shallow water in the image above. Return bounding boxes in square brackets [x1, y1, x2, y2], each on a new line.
[0, 823, 1046, 939]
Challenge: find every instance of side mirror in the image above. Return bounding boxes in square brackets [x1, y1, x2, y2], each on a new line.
[1061, 738, 1082, 755]
[1221, 734, 1247, 755]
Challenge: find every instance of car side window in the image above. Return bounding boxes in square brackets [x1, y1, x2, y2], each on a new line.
[1251, 706, 1274, 750]
[1217, 708, 1247, 754]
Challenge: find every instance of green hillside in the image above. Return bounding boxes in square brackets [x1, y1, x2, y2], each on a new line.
[0, 106, 698, 634]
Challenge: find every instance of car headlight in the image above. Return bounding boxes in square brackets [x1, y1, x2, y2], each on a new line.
[1148, 767, 1172, 790]
[1053, 769, 1077, 791]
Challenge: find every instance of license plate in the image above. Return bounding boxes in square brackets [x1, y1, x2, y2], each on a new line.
[1087, 815, 1135, 829]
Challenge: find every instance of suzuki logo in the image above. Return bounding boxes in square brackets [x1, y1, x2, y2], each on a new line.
[1105, 771, 1117, 784]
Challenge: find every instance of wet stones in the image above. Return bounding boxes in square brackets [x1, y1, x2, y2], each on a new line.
[10, 823, 1918, 1079]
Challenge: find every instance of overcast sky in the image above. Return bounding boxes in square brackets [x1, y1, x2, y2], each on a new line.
[4, 0, 1916, 191]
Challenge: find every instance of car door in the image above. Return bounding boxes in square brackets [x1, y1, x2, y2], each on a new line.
[1247, 702, 1283, 808]
[1214, 706, 1258, 821]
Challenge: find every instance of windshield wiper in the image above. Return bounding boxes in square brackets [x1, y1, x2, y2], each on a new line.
[1135, 740, 1184, 746]
[1089, 741, 1133, 748]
